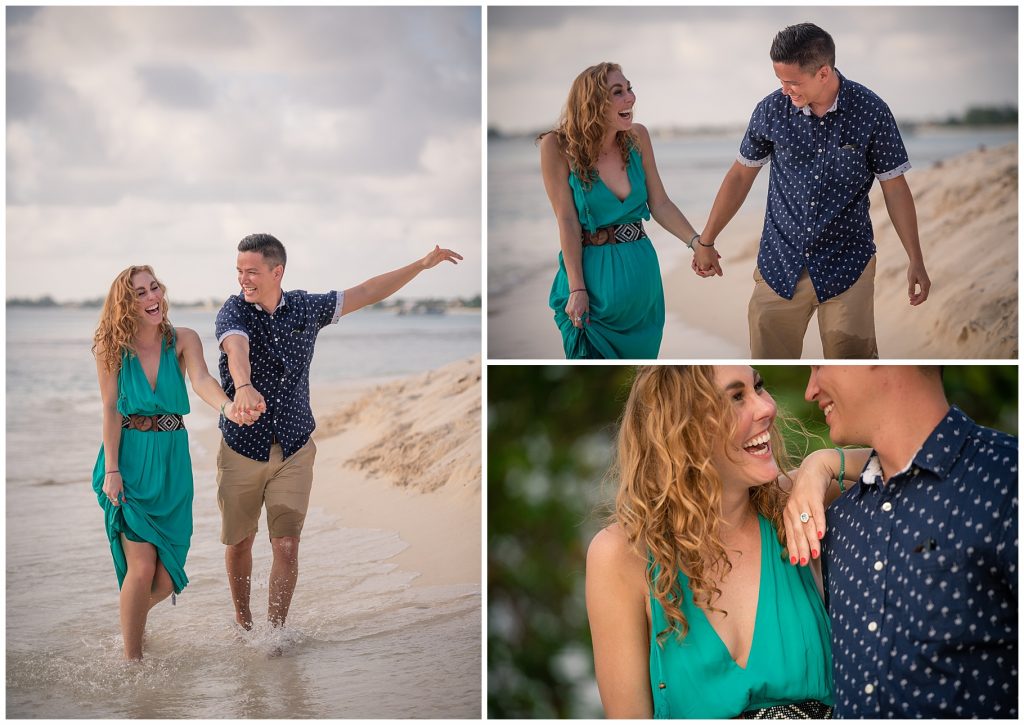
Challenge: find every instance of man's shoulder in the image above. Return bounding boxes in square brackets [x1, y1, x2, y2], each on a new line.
[218, 293, 247, 314]
[753, 88, 789, 115]
[841, 76, 890, 112]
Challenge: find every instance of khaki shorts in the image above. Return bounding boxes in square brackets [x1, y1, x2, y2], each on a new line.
[216, 438, 316, 545]
[748, 256, 878, 359]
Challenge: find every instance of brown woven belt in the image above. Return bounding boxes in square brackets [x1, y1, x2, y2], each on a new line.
[121, 414, 186, 432]
[582, 220, 647, 247]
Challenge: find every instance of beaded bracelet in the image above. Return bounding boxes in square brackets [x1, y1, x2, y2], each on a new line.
[834, 447, 846, 493]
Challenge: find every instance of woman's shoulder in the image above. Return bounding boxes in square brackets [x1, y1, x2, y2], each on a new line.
[588, 524, 645, 572]
[172, 326, 200, 349]
[539, 131, 567, 160]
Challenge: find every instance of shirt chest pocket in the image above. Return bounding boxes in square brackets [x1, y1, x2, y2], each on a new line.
[833, 132, 871, 183]
[901, 550, 969, 643]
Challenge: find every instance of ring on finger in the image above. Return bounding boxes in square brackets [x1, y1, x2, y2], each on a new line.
[799, 511, 811, 523]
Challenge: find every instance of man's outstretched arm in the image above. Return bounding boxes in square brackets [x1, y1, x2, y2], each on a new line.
[879, 174, 930, 306]
[341, 245, 462, 316]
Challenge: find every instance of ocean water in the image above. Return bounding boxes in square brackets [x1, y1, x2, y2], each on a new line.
[488, 127, 1018, 299]
[6, 306, 481, 718]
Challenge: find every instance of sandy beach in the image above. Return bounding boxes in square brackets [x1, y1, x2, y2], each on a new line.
[489, 143, 1017, 359]
[310, 355, 482, 586]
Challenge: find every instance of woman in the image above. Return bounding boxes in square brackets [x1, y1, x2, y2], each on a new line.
[586, 366, 866, 718]
[91, 265, 253, 661]
[539, 62, 711, 359]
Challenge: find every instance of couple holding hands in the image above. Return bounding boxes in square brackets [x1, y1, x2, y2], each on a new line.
[543, 23, 931, 360]
[92, 233, 460, 660]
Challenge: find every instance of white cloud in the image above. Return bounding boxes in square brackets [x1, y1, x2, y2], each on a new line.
[7, 6, 482, 300]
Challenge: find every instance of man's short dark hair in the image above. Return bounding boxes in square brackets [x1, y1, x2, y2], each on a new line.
[770, 23, 836, 74]
[238, 233, 287, 269]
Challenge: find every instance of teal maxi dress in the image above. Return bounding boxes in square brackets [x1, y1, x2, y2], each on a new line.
[649, 515, 834, 718]
[549, 147, 665, 359]
[91, 334, 193, 595]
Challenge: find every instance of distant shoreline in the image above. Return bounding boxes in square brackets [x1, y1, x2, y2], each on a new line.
[6, 296, 482, 312]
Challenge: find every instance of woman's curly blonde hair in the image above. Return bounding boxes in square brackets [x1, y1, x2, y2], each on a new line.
[611, 366, 792, 644]
[539, 62, 638, 189]
[92, 265, 173, 373]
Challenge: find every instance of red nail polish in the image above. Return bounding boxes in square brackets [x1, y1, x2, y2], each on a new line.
[790, 556, 797, 565]
[817, 530, 824, 539]
[800, 557, 807, 565]
[811, 550, 819, 559]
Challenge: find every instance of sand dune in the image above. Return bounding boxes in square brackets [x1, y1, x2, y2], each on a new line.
[309, 356, 482, 585]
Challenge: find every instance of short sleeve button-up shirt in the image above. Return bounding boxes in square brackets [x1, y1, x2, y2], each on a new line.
[215, 289, 343, 461]
[823, 406, 1018, 718]
[738, 71, 911, 302]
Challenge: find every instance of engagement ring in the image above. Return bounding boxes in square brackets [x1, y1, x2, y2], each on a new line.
[799, 512, 810, 523]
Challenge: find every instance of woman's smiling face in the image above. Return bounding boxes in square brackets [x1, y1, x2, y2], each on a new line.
[711, 366, 780, 488]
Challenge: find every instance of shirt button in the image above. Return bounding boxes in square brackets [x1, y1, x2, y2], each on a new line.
[882, 501, 893, 512]
[873, 561, 884, 571]
[820, 121, 825, 126]
[818, 148, 823, 153]
[806, 227, 812, 232]
[814, 175, 819, 180]
[865, 683, 875, 695]
[810, 201, 816, 206]
[276, 398, 281, 403]
[868, 621, 878, 632]
[805, 252, 811, 258]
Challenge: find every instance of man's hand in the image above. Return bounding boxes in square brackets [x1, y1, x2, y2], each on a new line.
[692, 242, 723, 277]
[232, 385, 266, 425]
[907, 259, 930, 306]
[420, 245, 463, 269]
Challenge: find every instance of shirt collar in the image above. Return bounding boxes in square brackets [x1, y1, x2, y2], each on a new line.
[249, 290, 288, 314]
[858, 405, 973, 487]
[793, 68, 846, 117]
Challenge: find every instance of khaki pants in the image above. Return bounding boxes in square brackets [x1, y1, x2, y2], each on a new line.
[216, 438, 316, 545]
[748, 256, 878, 359]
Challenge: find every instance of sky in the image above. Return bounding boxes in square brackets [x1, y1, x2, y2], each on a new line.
[489, 6, 1018, 134]
[7, 6, 481, 302]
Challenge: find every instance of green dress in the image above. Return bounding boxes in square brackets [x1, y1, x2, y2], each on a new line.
[549, 146, 665, 358]
[649, 515, 834, 718]
[91, 333, 193, 594]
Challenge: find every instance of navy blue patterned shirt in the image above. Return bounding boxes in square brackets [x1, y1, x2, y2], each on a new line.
[738, 71, 911, 302]
[823, 406, 1018, 718]
[215, 289, 343, 461]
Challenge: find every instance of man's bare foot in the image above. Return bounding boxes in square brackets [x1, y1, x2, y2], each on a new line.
[236, 611, 253, 631]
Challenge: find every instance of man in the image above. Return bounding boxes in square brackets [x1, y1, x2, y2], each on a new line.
[215, 233, 461, 629]
[693, 23, 930, 358]
[797, 366, 1017, 717]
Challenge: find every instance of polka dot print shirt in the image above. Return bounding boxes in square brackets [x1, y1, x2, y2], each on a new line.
[738, 71, 911, 302]
[822, 406, 1018, 717]
[215, 290, 343, 461]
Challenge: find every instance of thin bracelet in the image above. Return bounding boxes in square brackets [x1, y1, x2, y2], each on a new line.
[834, 447, 846, 493]
[697, 237, 716, 247]
[236, 383, 252, 391]
[105, 469, 119, 475]
[569, 288, 587, 294]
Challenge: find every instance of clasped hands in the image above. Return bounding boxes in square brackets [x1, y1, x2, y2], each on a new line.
[690, 236, 723, 278]
[226, 384, 267, 427]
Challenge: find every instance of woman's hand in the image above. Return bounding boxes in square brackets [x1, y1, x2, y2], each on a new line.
[420, 245, 463, 269]
[692, 243, 723, 277]
[565, 289, 589, 329]
[103, 471, 125, 507]
[226, 399, 264, 426]
[783, 449, 838, 566]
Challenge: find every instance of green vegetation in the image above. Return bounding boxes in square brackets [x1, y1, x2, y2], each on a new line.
[943, 104, 1017, 126]
[487, 365, 1017, 718]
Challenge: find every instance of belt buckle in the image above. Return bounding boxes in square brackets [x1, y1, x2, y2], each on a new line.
[591, 228, 611, 246]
